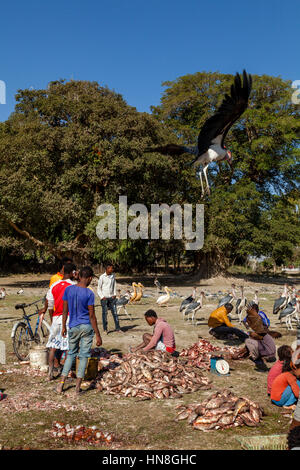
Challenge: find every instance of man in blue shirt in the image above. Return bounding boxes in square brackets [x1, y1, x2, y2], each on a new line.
[56, 266, 102, 395]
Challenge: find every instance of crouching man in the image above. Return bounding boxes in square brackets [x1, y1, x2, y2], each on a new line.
[208, 303, 249, 342]
[233, 303, 277, 371]
[130, 309, 176, 354]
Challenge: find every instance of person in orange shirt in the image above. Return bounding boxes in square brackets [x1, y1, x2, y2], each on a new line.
[271, 350, 300, 408]
[49, 257, 73, 287]
[208, 303, 249, 342]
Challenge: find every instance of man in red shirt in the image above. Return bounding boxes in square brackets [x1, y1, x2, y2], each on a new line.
[46, 263, 76, 380]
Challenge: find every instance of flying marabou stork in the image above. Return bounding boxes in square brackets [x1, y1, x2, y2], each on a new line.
[145, 70, 252, 197]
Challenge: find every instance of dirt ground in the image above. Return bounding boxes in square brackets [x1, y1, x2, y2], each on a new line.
[0, 272, 299, 450]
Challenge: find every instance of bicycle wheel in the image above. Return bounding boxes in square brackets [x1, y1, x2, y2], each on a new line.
[13, 322, 32, 361]
[34, 322, 50, 345]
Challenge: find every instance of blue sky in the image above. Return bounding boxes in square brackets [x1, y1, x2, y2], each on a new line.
[0, 0, 299, 121]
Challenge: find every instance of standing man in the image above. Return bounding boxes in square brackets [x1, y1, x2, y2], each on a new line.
[97, 263, 123, 334]
[46, 263, 76, 380]
[56, 266, 102, 395]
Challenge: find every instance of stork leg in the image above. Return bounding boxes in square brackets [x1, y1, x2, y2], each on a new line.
[203, 164, 210, 195]
[123, 306, 132, 321]
[199, 170, 205, 197]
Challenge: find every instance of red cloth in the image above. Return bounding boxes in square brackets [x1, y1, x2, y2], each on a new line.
[166, 346, 176, 353]
[267, 360, 283, 394]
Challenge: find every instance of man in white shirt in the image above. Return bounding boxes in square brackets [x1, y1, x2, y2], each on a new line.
[97, 263, 123, 334]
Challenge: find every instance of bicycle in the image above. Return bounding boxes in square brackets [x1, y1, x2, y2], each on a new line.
[11, 299, 51, 361]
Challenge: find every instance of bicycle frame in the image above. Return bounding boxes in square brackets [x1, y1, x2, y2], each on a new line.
[11, 299, 46, 339]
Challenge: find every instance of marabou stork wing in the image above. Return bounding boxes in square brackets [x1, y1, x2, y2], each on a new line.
[144, 143, 189, 156]
[116, 296, 129, 306]
[273, 297, 286, 314]
[184, 301, 200, 314]
[196, 70, 252, 158]
[179, 295, 193, 312]
[218, 294, 232, 308]
[279, 306, 294, 319]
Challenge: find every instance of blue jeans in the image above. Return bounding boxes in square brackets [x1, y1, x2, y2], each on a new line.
[272, 380, 300, 407]
[62, 324, 94, 379]
[101, 297, 120, 331]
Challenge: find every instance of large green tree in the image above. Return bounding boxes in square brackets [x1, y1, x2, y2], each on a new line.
[0, 80, 195, 269]
[151, 72, 300, 273]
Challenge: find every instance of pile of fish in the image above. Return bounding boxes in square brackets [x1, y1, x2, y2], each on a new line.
[49, 421, 114, 445]
[175, 389, 264, 431]
[179, 339, 243, 370]
[96, 350, 212, 399]
[90, 347, 124, 372]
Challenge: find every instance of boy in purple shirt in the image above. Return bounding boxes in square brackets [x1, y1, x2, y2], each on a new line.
[56, 266, 102, 395]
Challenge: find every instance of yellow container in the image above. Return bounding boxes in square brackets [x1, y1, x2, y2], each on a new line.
[75, 357, 98, 380]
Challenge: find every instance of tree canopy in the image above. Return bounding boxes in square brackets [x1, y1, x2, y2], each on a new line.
[0, 73, 299, 273]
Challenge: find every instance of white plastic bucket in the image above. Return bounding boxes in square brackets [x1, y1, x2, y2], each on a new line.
[29, 345, 49, 372]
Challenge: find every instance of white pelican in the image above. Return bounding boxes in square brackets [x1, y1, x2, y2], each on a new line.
[132, 283, 144, 302]
[157, 286, 173, 307]
[129, 282, 138, 303]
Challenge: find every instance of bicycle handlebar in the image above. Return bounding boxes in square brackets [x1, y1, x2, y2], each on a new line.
[14, 298, 44, 310]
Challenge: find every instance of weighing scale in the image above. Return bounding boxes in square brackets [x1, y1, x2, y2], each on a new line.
[210, 355, 230, 376]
